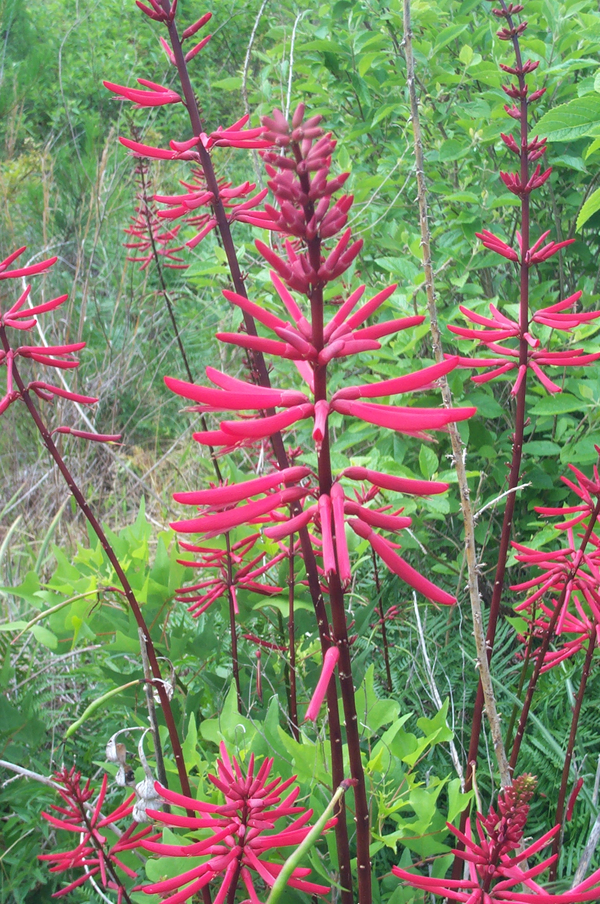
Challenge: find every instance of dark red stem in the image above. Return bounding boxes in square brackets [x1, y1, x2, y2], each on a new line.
[225, 534, 243, 713]
[287, 539, 300, 740]
[372, 549, 393, 692]
[550, 630, 597, 879]
[297, 149, 370, 902]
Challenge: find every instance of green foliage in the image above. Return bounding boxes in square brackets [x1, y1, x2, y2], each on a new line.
[4, 0, 600, 899]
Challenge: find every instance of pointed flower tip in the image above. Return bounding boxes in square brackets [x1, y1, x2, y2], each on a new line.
[304, 646, 339, 721]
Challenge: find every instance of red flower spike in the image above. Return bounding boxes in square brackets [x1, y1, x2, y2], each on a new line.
[39, 767, 156, 900]
[393, 776, 600, 903]
[140, 744, 333, 903]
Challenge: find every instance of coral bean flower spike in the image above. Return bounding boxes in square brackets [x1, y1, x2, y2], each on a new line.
[393, 774, 600, 903]
[140, 743, 335, 904]
[39, 767, 157, 902]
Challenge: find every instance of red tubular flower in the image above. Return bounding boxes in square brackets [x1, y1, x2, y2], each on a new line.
[139, 743, 334, 904]
[171, 486, 310, 537]
[349, 518, 455, 605]
[104, 78, 183, 107]
[39, 767, 156, 902]
[305, 646, 340, 720]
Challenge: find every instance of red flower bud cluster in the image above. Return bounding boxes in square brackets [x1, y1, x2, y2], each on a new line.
[394, 774, 600, 902]
[139, 742, 334, 903]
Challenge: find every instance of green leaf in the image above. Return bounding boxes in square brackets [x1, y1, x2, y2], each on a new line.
[577, 186, 600, 230]
[211, 76, 242, 90]
[253, 595, 313, 615]
[419, 445, 439, 479]
[416, 699, 453, 745]
[431, 22, 468, 55]
[0, 571, 42, 603]
[355, 665, 400, 737]
[530, 393, 584, 415]
[536, 95, 600, 141]
[585, 138, 600, 159]
[357, 51, 380, 77]
[459, 44, 473, 66]
[0, 620, 28, 631]
[30, 624, 58, 649]
[523, 440, 561, 456]
[200, 683, 255, 748]
[437, 139, 470, 162]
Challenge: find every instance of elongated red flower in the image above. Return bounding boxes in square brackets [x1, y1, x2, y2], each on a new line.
[140, 743, 334, 904]
[104, 78, 183, 107]
[305, 646, 339, 720]
[39, 767, 156, 902]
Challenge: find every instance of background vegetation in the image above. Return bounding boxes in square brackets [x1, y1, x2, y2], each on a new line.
[3, 0, 600, 899]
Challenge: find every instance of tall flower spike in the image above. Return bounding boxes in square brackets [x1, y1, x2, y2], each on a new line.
[140, 743, 334, 904]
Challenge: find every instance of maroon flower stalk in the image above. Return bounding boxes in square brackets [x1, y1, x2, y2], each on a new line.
[455, 0, 600, 811]
[0, 249, 191, 804]
[163, 105, 474, 904]
[105, 16, 353, 892]
[39, 767, 158, 902]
